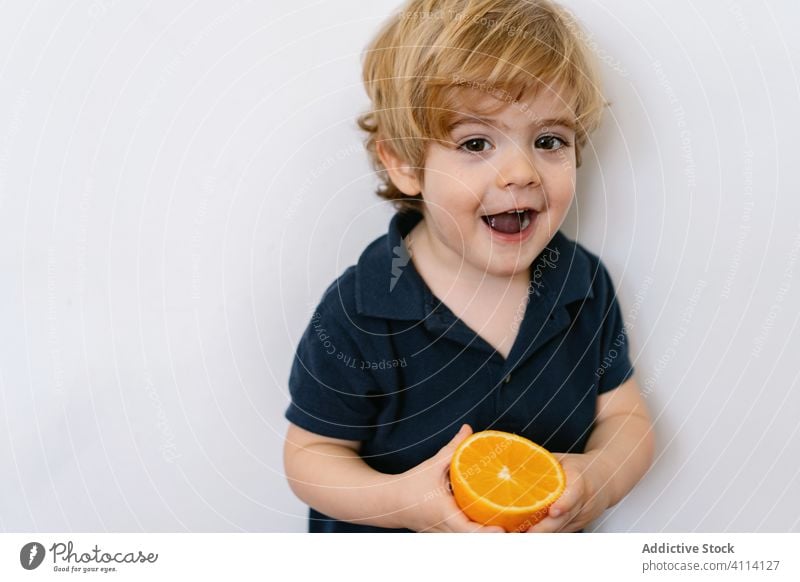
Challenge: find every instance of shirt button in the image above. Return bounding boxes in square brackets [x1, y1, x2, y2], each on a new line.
[503, 373, 512, 384]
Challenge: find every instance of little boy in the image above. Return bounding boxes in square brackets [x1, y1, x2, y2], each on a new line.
[283, 0, 654, 533]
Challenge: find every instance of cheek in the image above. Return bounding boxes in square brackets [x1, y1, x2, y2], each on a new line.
[435, 167, 472, 194]
[426, 206, 480, 247]
[544, 172, 576, 206]
[428, 155, 485, 193]
[428, 180, 482, 215]
[552, 185, 575, 206]
[545, 196, 573, 221]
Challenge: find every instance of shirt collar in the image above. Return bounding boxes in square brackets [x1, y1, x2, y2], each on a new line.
[354, 209, 595, 321]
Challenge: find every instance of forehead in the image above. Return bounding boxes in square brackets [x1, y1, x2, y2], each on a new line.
[446, 83, 578, 131]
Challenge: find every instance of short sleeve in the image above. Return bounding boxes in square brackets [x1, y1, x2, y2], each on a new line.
[594, 262, 635, 394]
[285, 305, 380, 440]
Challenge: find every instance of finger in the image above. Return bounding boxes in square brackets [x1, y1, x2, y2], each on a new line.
[550, 480, 582, 515]
[436, 423, 473, 461]
[442, 501, 502, 533]
[525, 505, 577, 532]
[524, 515, 564, 533]
[448, 423, 473, 447]
[450, 515, 505, 533]
[550, 483, 586, 521]
[471, 524, 506, 533]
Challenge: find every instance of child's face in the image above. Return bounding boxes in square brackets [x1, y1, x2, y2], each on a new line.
[415, 84, 577, 281]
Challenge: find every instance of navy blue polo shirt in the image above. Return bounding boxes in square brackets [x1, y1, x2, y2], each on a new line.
[285, 209, 634, 533]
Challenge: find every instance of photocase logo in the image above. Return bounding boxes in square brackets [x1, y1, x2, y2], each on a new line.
[389, 236, 412, 292]
[20, 542, 46, 570]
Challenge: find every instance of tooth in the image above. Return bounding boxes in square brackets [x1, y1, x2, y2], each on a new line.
[521, 213, 531, 230]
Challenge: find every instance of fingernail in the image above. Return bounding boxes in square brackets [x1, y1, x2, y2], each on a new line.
[550, 508, 561, 517]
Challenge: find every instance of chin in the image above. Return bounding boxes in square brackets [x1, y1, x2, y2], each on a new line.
[483, 259, 530, 279]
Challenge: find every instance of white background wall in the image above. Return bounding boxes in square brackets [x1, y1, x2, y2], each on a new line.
[1, 0, 798, 533]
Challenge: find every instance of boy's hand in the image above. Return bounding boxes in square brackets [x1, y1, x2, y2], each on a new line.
[523, 452, 612, 533]
[396, 424, 506, 533]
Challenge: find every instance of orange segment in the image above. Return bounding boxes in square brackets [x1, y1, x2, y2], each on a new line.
[449, 430, 566, 532]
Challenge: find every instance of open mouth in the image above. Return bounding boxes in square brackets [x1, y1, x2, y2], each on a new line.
[481, 209, 533, 234]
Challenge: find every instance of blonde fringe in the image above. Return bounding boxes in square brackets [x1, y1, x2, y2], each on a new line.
[357, 0, 608, 214]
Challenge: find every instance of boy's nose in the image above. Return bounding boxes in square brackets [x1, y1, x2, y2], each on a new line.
[496, 147, 541, 190]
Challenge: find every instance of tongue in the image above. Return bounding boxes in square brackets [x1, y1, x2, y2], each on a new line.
[486, 212, 523, 234]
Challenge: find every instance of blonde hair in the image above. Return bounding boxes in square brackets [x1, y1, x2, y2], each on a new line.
[357, 0, 608, 214]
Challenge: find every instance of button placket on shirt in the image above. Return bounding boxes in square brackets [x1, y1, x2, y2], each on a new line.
[496, 305, 571, 397]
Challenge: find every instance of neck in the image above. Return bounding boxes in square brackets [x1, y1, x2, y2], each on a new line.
[407, 217, 530, 295]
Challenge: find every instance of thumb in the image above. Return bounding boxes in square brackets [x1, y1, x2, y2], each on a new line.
[437, 424, 473, 460]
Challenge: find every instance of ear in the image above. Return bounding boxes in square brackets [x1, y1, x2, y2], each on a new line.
[376, 139, 422, 196]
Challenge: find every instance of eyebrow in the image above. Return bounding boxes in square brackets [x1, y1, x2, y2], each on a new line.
[448, 115, 576, 132]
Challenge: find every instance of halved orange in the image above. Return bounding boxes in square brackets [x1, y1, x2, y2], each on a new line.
[449, 430, 566, 532]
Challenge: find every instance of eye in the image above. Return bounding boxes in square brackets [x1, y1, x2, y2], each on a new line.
[458, 137, 492, 153]
[535, 134, 571, 151]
